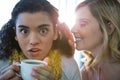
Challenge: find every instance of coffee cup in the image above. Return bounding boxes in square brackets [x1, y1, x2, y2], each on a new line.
[19, 59, 47, 80]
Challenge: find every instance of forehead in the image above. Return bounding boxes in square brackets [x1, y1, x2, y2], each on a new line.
[15, 12, 53, 27]
[76, 6, 94, 20]
[75, 6, 98, 23]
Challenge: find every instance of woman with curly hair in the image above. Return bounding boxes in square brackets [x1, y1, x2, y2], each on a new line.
[72, 0, 120, 80]
[0, 0, 81, 80]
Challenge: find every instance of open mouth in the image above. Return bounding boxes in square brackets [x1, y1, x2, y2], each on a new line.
[75, 38, 82, 43]
[28, 48, 41, 57]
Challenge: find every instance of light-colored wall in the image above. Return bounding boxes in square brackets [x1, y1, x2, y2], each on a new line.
[0, 0, 20, 30]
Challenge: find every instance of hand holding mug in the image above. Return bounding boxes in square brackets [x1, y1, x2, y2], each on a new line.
[31, 64, 55, 80]
[0, 62, 21, 80]
[19, 59, 48, 80]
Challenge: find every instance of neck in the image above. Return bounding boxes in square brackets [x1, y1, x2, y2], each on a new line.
[90, 44, 104, 58]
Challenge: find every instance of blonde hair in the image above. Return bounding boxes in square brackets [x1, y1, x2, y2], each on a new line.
[76, 0, 120, 69]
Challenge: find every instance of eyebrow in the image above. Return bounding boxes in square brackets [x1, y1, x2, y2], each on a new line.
[38, 24, 50, 28]
[18, 25, 29, 29]
[17, 24, 50, 28]
[79, 18, 89, 21]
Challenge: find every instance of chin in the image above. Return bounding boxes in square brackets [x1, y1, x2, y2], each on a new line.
[76, 47, 86, 51]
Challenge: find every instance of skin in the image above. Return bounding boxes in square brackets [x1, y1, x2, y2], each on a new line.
[71, 6, 103, 57]
[0, 62, 21, 80]
[0, 11, 58, 80]
[15, 12, 58, 60]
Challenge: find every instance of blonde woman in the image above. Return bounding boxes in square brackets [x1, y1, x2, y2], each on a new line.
[72, 0, 120, 80]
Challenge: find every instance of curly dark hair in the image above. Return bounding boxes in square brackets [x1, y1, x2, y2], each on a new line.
[0, 0, 58, 60]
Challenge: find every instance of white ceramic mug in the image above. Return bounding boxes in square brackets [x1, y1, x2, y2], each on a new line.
[19, 59, 47, 80]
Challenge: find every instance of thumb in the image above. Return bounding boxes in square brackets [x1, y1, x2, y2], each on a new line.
[43, 57, 49, 63]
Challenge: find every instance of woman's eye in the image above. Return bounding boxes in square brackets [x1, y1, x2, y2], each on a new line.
[39, 28, 48, 35]
[79, 21, 87, 27]
[20, 29, 28, 34]
[79, 23, 86, 27]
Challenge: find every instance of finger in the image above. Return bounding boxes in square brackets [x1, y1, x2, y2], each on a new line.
[9, 76, 22, 80]
[12, 61, 21, 73]
[43, 57, 49, 63]
[39, 66, 54, 79]
[0, 69, 21, 80]
[0, 62, 19, 74]
[32, 66, 54, 79]
[0, 63, 20, 80]
[38, 65, 52, 73]
[0, 69, 15, 80]
[32, 70, 53, 80]
[32, 72, 49, 80]
[33, 65, 52, 76]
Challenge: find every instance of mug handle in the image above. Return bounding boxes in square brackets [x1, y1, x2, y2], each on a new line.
[15, 63, 22, 77]
[16, 63, 21, 67]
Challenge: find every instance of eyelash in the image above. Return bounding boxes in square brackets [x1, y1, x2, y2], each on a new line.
[18, 27, 49, 36]
[19, 28, 29, 34]
[79, 23, 86, 27]
[78, 21, 87, 27]
[39, 28, 49, 35]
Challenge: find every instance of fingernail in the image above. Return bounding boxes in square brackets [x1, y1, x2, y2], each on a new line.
[32, 67, 37, 70]
[31, 71, 35, 76]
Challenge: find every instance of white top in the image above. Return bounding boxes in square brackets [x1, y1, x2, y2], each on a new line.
[61, 56, 81, 80]
[0, 56, 81, 80]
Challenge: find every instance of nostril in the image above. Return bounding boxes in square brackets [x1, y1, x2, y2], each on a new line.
[30, 41, 39, 45]
[29, 36, 40, 45]
[30, 40, 39, 45]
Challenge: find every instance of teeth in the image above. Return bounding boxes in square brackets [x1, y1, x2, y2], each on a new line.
[76, 38, 82, 41]
[32, 50, 37, 52]
[30, 49, 39, 52]
[31, 50, 37, 52]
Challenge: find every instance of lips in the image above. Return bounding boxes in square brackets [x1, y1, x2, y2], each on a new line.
[28, 48, 41, 57]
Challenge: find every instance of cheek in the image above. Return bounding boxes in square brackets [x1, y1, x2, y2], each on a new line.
[42, 34, 54, 45]
[18, 39, 26, 50]
[16, 35, 27, 50]
[93, 27, 103, 40]
[43, 38, 53, 48]
[87, 29, 103, 46]
[96, 31, 103, 43]
[42, 39, 53, 56]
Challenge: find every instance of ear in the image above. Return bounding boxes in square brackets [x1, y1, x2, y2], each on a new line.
[108, 22, 115, 35]
[53, 27, 58, 40]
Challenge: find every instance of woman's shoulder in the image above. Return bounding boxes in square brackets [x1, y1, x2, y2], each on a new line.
[61, 56, 81, 80]
[61, 55, 79, 68]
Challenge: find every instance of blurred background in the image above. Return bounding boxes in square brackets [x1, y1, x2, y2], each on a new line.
[0, 0, 85, 69]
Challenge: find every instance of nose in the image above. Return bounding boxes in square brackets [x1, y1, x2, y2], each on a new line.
[29, 33, 40, 45]
[71, 25, 78, 34]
